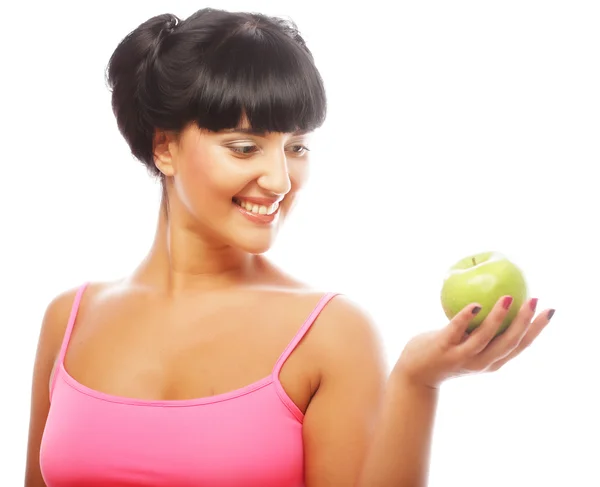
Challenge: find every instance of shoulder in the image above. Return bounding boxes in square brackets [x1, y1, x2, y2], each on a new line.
[319, 294, 384, 345]
[306, 293, 388, 376]
[40, 285, 85, 344]
[33, 284, 88, 387]
[264, 267, 384, 354]
[260, 276, 386, 364]
[38, 281, 114, 348]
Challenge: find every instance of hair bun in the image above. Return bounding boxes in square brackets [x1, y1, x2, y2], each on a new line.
[160, 16, 178, 38]
[149, 15, 179, 66]
[107, 9, 326, 177]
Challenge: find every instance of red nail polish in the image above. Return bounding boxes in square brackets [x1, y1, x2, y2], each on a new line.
[503, 296, 513, 310]
[529, 298, 538, 312]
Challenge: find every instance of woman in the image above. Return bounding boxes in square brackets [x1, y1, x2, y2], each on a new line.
[25, 8, 554, 487]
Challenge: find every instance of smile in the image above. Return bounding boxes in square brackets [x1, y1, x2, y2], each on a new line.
[232, 198, 279, 216]
[232, 197, 281, 224]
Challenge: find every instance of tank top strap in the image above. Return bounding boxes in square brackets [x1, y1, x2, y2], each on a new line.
[50, 282, 89, 396]
[272, 292, 340, 377]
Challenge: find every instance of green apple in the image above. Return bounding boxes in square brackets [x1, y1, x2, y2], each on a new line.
[440, 251, 528, 335]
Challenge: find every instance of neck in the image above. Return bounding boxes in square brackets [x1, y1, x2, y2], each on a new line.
[133, 193, 256, 294]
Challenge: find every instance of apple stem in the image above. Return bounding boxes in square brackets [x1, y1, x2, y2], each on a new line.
[472, 257, 476, 266]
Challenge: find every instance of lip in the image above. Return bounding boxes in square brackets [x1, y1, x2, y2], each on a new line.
[233, 200, 280, 225]
[233, 196, 282, 206]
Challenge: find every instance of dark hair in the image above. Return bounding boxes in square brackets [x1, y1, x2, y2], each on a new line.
[106, 8, 327, 176]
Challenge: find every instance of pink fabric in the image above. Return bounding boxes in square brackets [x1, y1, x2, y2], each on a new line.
[40, 284, 338, 487]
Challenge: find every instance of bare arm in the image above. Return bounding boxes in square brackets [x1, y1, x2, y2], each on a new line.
[357, 370, 439, 487]
[25, 288, 78, 487]
[301, 296, 439, 487]
[302, 296, 387, 486]
[304, 293, 549, 486]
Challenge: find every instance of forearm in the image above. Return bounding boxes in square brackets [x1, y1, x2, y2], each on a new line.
[357, 368, 439, 487]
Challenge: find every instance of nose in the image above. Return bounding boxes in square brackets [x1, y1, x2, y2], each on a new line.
[256, 149, 292, 196]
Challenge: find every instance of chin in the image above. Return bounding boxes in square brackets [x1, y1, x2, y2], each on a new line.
[240, 240, 274, 255]
[236, 237, 276, 255]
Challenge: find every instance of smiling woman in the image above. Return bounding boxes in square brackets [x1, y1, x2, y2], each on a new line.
[25, 6, 554, 487]
[105, 9, 325, 255]
[150, 117, 313, 254]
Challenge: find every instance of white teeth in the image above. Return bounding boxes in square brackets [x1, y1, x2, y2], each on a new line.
[235, 199, 279, 215]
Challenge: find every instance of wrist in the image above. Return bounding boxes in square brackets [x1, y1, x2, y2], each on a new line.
[390, 362, 440, 395]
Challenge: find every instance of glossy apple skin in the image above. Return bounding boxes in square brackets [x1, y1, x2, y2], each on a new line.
[441, 251, 529, 335]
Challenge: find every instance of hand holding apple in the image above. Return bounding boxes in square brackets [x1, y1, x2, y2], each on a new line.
[394, 294, 555, 389]
[440, 251, 528, 335]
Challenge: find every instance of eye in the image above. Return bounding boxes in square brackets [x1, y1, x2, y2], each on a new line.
[287, 144, 310, 156]
[229, 144, 259, 155]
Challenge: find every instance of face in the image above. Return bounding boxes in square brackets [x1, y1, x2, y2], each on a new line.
[154, 121, 312, 255]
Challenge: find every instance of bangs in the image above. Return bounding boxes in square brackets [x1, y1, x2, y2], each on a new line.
[191, 26, 327, 134]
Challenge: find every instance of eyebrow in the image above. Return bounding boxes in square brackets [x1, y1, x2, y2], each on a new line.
[223, 128, 310, 136]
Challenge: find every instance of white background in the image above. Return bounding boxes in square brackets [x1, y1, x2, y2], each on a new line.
[1, 1, 599, 485]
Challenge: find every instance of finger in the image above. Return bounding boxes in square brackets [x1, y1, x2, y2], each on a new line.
[444, 303, 483, 345]
[477, 297, 539, 365]
[459, 295, 514, 356]
[489, 308, 555, 371]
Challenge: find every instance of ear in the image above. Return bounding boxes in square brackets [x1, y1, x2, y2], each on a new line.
[153, 129, 179, 177]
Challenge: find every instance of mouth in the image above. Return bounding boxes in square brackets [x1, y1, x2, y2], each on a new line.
[232, 197, 280, 216]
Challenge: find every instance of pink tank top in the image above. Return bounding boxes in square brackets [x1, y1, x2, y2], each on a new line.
[40, 283, 338, 487]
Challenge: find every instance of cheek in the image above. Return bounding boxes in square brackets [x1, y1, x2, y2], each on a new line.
[175, 147, 249, 211]
[172, 148, 219, 214]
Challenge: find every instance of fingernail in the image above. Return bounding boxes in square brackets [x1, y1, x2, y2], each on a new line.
[529, 298, 538, 312]
[472, 306, 482, 315]
[547, 309, 555, 320]
[503, 296, 513, 310]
